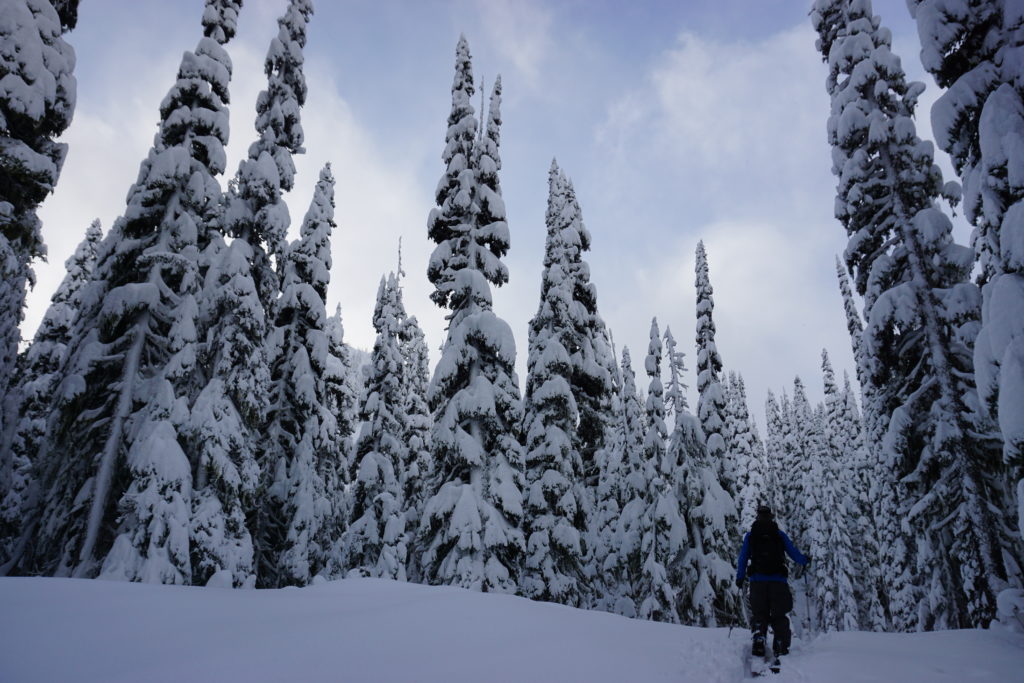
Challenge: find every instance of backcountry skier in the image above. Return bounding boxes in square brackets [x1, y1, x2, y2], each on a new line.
[735, 505, 809, 659]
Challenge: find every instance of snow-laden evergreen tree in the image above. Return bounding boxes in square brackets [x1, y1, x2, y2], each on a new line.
[695, 242, 737, 502]
[813, 0, 1021, 628]
[559, 176, 617, 504]
[815, 350, 860, 632]
[185, 0, 312, 589]
[629, 318, 684, 623]
[692, 240, 742, 624]
[840, 370, 887, 630]
[398, 307, 432, 581]
[908, 0, 1024, 541]
[663, 327, 687, 426]
[609, 347, 647, 617]
[727, 373, 767, 530]
[762, 390, 784, 511]
[590, 346, 626, 612]
[257, 164, 339, 587]
[790, 377, 822, 550]
[224, 0, 310, 312]
[325, 305, 358, 446]
[419, 37, 525, 593]
[520, 164, 588, 606]
[343, 274, 408, 581]
[17, 1, 240, 583]
[0, 219, 98, 571]
[322, 304, 356, 529]
[0, 0, 76, 520]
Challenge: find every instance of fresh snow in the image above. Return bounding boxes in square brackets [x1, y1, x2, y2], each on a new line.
[1, 577, 1022, 683]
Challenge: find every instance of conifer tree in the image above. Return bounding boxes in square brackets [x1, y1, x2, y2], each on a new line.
[419, 37, 524, 593]
[257, 164, 338, 587]
[590, 351, 625, 612]
[692, 241, 742, 624]
[695, 242, 737, 497]
[663, 327, 688, 426]
[763, 390, 784, 511]
[632, 319, 685, 624]
[813, 0, 1020, 628]
[185, 0, 312, 588]
[520, 164, 587, 606]
[399, 308, 432, 581]
[0, 0, 77, 523]
[0, 0, 77, 434]
[728, 373, 767, 530]
[841, 370, 887, 630]
[344, 275, 408, 580]
[19, 1, 240, 582]
[908, 0, 1024, 540]
[816, 350, 860, 631]
[610, 347, 647, 617]
[0, 219, 99, 571]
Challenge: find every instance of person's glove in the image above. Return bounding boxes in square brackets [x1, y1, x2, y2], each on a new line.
[804, 556, 812, 566]
[735, 577, 744, 588]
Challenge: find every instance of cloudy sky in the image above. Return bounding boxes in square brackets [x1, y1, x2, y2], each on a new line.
[30, 0, 967, 430]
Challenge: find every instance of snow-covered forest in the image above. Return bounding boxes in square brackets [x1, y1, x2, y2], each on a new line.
[1, 0, 1023, 645]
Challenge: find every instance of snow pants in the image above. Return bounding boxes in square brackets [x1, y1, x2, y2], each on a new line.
[749, 581, 793, 655]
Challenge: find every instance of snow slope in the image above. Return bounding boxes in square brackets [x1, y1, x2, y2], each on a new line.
[0, 577, 1021, 682]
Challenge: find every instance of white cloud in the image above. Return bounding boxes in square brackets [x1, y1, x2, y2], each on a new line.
[470, 0, 554, 92]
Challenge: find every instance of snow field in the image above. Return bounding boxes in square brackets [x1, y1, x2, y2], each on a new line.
[2, 577, 1022, 683]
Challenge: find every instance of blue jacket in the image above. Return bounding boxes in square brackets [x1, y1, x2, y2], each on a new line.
[736, 530, 808, 583]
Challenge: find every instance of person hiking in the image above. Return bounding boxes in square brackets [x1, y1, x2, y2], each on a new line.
[735, 505, 809, 659]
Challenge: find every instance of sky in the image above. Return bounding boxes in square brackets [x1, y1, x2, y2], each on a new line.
[28, 0, 969, 431]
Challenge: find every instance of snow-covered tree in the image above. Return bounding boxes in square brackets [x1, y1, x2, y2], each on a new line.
[520, 164, 588, 606]
[185, 0, 312, 589]
[762, 390, 784, 511]
[343, 274, 408, 581]
[257, 164, 339, 587]
[418, 37, 525, 593]
[839, 370, 887, 630]
[17, 1, 239, 583]
[0, 219, 98, 571]
[323, 304, 356, 520]
[590, 346, 626, 612]
[692, 240, 742, 624]
[727, 373, 767, 530]
[813, 0, 1020, 628]
[398, 307, 432, 581]
[607, 347, 647, 617]
[0, 0, 77, 519]
[663, 327, 688, 425]
[630, 318, 685, 624]
[815, 350, 860, 632]
[908, 0, 1024, 541]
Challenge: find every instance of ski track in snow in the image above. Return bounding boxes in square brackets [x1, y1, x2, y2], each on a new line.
[1, 577, 1021, 683]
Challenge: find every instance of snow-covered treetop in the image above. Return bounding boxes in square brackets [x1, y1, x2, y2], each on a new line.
[202, 0, 243, 45]
[252, 0, 312, 193]
[427, 36, 511, 318]
[811, 0, 947, 299]
[663, 326, 688, 417]
[290, 163, 334, 300]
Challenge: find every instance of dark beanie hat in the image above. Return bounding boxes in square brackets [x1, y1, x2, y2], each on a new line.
[756, 505, 773, 519]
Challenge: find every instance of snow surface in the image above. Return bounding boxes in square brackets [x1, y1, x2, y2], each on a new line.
[1, 577, 1022, 683]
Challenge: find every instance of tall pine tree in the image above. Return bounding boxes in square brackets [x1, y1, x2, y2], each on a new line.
[908, 0, 1024, 540]
[813, 0, 1021, 628]
[257, 164, 339, 587]
[20, 1, 241, 583]
[418, 37, 525, 593]
[343, 274, 408, 581]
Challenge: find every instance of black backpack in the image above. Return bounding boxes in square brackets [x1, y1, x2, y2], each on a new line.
[747, 518, 787, 577]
